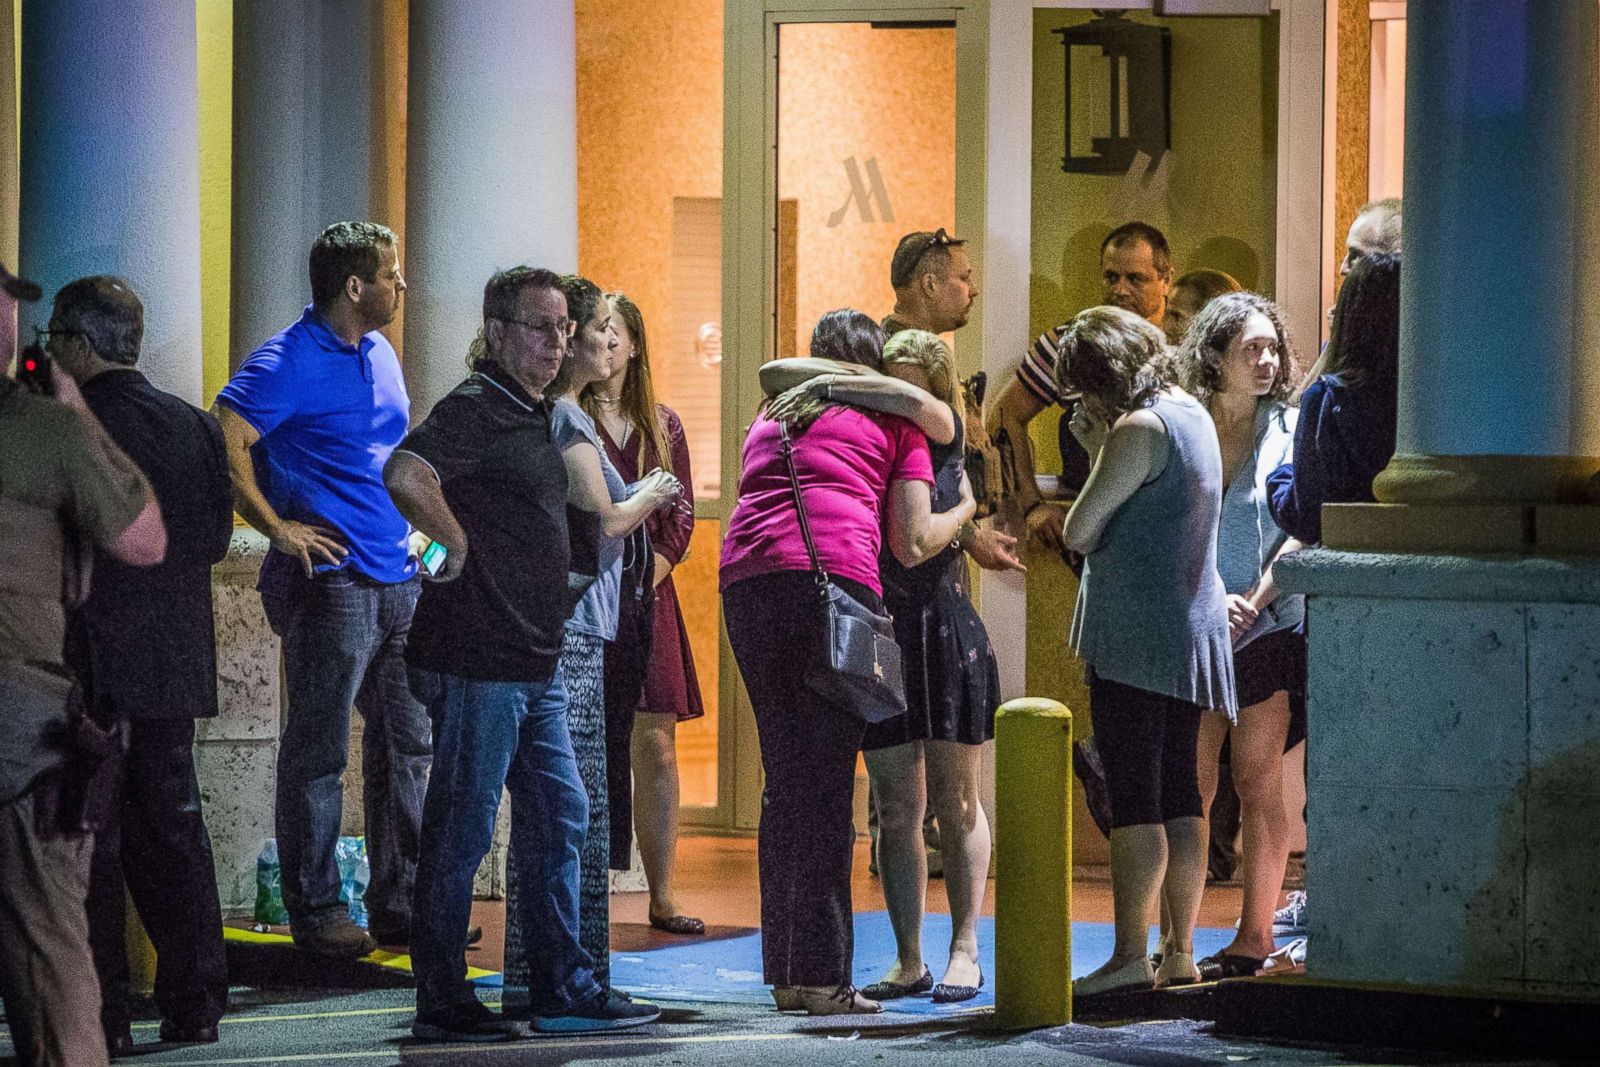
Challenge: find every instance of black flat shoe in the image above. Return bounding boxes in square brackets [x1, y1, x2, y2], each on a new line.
[931, 972, 984, 1003]
[862, 966, 933, 1000]
[648, 913, 706, 936]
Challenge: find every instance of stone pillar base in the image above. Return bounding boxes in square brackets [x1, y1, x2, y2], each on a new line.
[205, 528, 283, 915]
[1324, 501, 1600, 555]
[1277, 549, 1600, 999]
[1374, 453, 1600, 505]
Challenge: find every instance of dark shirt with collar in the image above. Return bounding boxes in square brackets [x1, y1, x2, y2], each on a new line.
[216, 305, 416, 585]
[396, 362, 572, 683]
[66, 368, 234, 720]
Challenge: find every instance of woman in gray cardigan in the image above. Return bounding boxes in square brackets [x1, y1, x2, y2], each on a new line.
[1056, 307, 1237, 998]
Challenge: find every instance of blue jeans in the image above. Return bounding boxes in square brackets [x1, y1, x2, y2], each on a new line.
[265, 570, 431, 934]
[407, 667, 601, 1016]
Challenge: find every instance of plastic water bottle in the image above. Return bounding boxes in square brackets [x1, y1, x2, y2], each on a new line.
[349, 850, 371, 929]
[254, 839, 288, 927]
[335, 836, 370, 928]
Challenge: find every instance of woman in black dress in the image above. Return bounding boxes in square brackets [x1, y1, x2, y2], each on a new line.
[852, 331, 999, 1004]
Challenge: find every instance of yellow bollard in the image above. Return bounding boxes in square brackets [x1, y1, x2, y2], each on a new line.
[994, 697, 1073, 1029]
[125, 891, 157, 994]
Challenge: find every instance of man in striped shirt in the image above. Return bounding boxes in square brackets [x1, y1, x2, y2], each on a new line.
[987, 221, 1173, 556]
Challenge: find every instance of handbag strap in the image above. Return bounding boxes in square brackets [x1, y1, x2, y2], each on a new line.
[777, 423, 831, 595]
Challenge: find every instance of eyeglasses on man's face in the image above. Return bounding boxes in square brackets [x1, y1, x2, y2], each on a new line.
[38, 324, 88, 351]
[497, 315, 575, 341]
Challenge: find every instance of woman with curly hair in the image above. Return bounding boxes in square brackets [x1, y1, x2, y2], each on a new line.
[1057, 306, 1236, 998]
[1175, 292, 1304, 980]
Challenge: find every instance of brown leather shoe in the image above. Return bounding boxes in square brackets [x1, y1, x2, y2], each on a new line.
[292, 919, 377, 959]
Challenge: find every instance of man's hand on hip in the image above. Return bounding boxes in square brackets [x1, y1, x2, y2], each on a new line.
[271, 519, 348, 577]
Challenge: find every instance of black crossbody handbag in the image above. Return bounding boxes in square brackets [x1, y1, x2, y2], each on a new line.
[779, 424, 907, 724]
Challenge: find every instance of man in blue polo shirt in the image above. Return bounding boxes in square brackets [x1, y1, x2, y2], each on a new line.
[213, 221, 429, 959]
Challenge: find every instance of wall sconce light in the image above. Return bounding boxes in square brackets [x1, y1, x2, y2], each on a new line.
[1055, 12, 1171, 175]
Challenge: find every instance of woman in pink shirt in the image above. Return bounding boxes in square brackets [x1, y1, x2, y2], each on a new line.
[721, 310, 975, 1016]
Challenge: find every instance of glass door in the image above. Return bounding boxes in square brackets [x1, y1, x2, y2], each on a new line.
[722, 2, 987, 829]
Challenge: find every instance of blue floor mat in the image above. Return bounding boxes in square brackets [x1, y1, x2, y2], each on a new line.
[601, 913, 1261, 1016]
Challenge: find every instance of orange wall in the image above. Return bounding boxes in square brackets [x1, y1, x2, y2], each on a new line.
[575, 0, 723, 337]
[575, 0, 726, 807]
[777, 23, 956, 355]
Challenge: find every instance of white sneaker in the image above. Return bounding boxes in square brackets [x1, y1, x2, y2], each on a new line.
[1272, 891, 1307, 935]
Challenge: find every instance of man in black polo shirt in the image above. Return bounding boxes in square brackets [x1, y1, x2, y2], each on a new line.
[384, 266, 658, 1042]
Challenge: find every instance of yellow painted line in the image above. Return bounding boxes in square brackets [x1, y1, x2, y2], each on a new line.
[221, 925, 496, 980]
[128, 1031, 805, 1065]
[129, 1006, 418, 1031]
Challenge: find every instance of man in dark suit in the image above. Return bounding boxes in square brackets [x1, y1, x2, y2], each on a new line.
[51, 276, 234, 1055]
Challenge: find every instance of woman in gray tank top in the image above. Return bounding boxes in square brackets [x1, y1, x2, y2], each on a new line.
[1054, 307, 1236, 999]
[1177, 292, 1305, 982]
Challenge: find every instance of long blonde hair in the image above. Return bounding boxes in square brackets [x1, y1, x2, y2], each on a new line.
[581, 292, 673, 473]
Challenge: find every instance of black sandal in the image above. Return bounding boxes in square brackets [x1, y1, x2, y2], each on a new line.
[649, 913, 706, 936]
[862, 966, 933, 1000]
[931, 972, 984, 1003]
[1196, 952, 1266, 981]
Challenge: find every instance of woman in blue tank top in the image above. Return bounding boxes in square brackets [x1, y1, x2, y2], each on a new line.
[1055, 307, 1236, 999]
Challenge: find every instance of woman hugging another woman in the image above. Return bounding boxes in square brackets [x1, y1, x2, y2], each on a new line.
[763, 329, 999, 1005]
[721, 310, 974, 1015]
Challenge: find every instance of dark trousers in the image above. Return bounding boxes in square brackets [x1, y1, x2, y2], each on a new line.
[602, 596, 653, 870]
[266, 571, 431, 934]
[86, 720, 227, 1036]
[723, 572, 870, 987]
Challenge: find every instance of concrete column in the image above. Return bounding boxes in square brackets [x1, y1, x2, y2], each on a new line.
[230, 0, 380, 366]
[19, 0, 203, 404]
[403, 0, 578, 416]
[1375, 0, 1600, 505]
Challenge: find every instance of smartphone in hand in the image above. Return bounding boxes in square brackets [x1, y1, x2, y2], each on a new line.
[16, 341, 53, 396]
[420, 539, 448, 578]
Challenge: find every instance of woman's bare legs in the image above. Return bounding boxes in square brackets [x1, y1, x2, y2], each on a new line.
[864, 743, 928, 984]
[1183, 710, 1232, 955]
[1220, 692, 1292, 959]
[631, 712, 687, 923]
[1080, 823, 1167, 980]
[1159, 816, 1207, 956]
[924, 741, 988, 987]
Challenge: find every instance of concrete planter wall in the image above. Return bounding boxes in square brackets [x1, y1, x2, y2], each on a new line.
[1280, 549, 1600, 997]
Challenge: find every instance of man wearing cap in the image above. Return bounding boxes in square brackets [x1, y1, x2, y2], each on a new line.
[213, 221, 430, 959]
[0, 263, 167, 1067]
[50, 276, 233, 1053]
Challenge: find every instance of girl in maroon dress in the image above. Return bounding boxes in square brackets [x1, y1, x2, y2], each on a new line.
[581, 292, 706, 935]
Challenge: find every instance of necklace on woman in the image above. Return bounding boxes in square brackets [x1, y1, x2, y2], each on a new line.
[594, 394, 623, 406]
